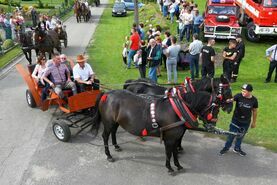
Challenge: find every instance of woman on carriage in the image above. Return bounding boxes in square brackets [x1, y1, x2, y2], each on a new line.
[32, 55, 47, 86]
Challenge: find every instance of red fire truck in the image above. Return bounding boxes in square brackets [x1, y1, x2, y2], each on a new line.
[204, 0, 242, 39]
[235, 0, 277, 42]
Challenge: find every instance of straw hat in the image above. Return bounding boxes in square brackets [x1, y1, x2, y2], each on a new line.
[76, 54, 87, 62]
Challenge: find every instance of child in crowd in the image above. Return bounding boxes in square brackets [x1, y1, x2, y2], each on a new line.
[122, 43, 128, 66]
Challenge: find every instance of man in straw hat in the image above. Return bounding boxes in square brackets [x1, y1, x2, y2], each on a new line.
[73, 54, 100, 92]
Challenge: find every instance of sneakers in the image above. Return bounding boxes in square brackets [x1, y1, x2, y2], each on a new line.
[233, 148, 247, 156]
[219, 147, 229, 155]
[220, 147, 247, 156]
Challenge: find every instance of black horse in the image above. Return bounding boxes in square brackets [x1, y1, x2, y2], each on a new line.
[33, 28, 62, 59]
[124, 75, 233, 113]
[123, 75, 233, 151]
[92, 89, 224, 174]
[19, 31, 35, 65]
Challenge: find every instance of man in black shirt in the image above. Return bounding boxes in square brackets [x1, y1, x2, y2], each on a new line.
[232, 34, 245, 82]
[223, 40, 237, 82]
[220, 84, 258, 156]
[201, 38, 216, 78]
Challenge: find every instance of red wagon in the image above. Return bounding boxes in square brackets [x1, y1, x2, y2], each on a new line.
[16, 64, 101, 142]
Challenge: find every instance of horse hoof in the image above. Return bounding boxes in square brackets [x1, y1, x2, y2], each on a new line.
[114, 146, 122, 152]
[107, 157, 115, 162]
[168, 169, 175, 176]
[177, 165, 184, 171]
[177, 146, 184, 152]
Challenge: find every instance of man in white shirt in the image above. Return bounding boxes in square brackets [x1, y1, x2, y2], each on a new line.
[73, 54, 100, 92]
[188, 33, 203, 80]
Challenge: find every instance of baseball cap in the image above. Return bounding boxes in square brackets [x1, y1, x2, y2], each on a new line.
[241, 84, 253, 92]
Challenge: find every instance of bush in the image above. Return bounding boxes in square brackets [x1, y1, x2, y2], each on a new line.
[2, 39, 14, 50]
[38, 0, 44, 8]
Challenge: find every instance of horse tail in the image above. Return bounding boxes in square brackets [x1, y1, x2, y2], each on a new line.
[91, 92, 105, 136]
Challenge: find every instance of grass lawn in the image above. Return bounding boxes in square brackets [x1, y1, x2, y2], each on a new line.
[88, 2, 277, 152]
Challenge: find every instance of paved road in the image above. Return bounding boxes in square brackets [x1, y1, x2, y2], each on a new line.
[0, 3, 106, 185]
[1, 2, 277, 185]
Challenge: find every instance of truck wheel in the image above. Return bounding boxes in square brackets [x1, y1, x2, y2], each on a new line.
[52, 119, 71, 142]
[246, 23, 260, 42]
[26, 89, 36, 108]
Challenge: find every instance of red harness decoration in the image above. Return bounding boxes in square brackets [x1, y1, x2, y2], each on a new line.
[169, 97, 198, 129]
[100, 94, 108, 103]
[142, 128, 148, 136]
[185, 77, 196, 93]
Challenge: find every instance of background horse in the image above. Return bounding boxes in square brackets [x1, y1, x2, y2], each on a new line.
[19, 31, 34, 65]
[80, 2, 90, 22]
[92, 90, 221, 174]
[34, 28, 61, 59]
[74, 1, 82, 23]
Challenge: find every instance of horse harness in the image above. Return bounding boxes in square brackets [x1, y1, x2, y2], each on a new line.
[140, 88, 197, 140]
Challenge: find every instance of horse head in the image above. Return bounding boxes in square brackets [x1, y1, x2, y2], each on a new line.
[34, 27, 46, 43]
[177, 90, 220, 130]
[19, 31, 33, 47]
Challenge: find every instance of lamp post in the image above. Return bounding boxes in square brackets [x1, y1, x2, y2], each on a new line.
[134, 0, 139, 29]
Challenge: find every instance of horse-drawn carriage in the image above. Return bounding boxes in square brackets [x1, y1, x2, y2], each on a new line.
[17, 62, 245, 174]
[16, 63, 100, 141]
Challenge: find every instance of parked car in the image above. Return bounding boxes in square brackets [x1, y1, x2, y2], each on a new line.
[112, 2, 127, 17]
[120, 0, 144, 11]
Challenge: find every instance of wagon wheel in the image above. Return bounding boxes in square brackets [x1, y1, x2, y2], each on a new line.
[26, 89, 36, 108]
[64, 32, 68, 48]
[52, 119, 71, 142]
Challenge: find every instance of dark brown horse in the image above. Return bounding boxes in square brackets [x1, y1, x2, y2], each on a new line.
[34, 28, 61, 59]
[54, 25, 68, 48]
[92, 90, 224, 174]
[123, 75, 233, 151]
[124, 75, 233, 113]
[19, 30, 35, 64]
[74, 1, 90, 22]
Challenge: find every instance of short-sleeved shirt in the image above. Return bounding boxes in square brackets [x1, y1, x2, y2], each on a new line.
[43, 63, 69, 85]
[201, 45, 215, 67]
[73, 63, 94, 81]
[232, 93, 258, 125]
[189, 40, 203, 55]
[223, 47, 237, 63]
[130, 32, 140, 51]
[167, 44, 181, 62]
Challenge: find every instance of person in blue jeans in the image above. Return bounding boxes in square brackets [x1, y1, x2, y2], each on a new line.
[147, 39, 161, 82]
[188, 33, 203, 80]
[220, 84, 258, 156]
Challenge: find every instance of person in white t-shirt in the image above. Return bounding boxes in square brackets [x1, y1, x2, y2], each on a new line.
[73, 54, 100, 92]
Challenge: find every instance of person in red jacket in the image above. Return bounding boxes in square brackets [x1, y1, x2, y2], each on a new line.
[127, 27, 140, 69]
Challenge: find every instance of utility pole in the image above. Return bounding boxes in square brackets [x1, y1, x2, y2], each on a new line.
[134, 0, 139, 29]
